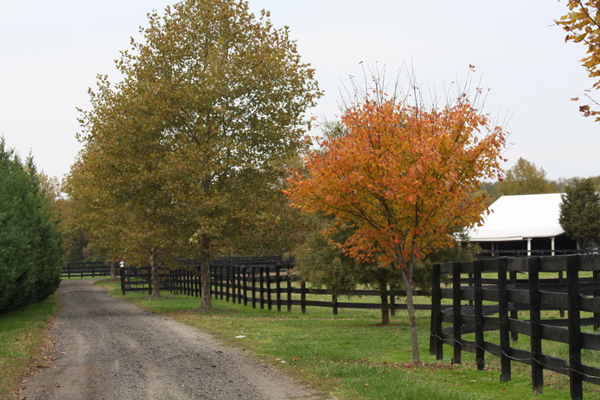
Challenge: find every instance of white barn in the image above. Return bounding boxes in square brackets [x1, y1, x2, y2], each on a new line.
[468, 193, 576, 255]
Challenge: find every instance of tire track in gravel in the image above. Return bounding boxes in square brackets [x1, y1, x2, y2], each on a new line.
[20, 279, 325, 400]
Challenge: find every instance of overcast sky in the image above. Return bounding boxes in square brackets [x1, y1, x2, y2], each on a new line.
[1, 0, 597, 181]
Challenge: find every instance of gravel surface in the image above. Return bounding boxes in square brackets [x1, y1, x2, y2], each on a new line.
[20, 279, 325, 400]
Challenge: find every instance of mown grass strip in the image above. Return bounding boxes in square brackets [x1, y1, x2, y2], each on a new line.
[97, 279, 597, 399]
[0, 294, 57, 400]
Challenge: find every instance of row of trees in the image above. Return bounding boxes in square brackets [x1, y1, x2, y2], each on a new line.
[61, 0, 600, 365]
[63, 0, 511, 365]
[0, 139, 62, 313]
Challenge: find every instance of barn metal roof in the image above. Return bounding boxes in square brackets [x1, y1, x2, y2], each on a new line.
[469, 193, 564, 242]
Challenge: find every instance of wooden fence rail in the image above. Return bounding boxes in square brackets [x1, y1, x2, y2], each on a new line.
[430, 255, 600, 400]
[61, 262, 115, 279]
[119, 258, 431, 316]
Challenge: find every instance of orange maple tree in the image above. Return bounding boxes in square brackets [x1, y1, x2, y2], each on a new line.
[285, 81, 507, 363]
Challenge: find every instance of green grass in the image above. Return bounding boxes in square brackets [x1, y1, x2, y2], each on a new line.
[0, 295, 58, 400]
[97, 279, 598, 399]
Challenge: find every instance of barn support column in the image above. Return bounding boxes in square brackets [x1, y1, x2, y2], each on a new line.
[527, 238, 532, 256]
[551, 237, 555, 256]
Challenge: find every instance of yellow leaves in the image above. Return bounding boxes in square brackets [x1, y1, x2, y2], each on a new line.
[286, 78, 506, 269]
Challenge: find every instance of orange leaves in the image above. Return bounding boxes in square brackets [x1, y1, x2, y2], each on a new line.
[556, 1, 600, 121]
[286, 81, 507, 269]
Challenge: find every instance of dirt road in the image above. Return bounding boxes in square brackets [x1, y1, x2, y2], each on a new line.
[20, 280, 324, 400]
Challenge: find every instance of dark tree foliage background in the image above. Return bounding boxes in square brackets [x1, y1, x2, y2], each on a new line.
[0, 138, 62, 313]
[559, 177, 600, 250]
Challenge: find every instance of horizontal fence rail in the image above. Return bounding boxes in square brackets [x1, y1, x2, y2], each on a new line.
[430, 255, 600, 400]
[61, 262, 116, 279]
[476, 249, 597, 259]
[119, 257, 431, 316]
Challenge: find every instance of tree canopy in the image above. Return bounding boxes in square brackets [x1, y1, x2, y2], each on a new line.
[497, 157, 557, 196]
[285, 71, 507, 363]
[67, 0, 321, 306]
[559, 177, 600, 249]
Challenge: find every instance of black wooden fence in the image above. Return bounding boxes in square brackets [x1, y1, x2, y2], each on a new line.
[476, 249, 597, 259]
[119, 257, 431, 315]
[430, 255, 600, 399]
[61, 262, 115, 279]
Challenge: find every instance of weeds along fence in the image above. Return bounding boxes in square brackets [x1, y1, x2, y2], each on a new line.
[119, 257, 432, 316]
[430, 254, 600, 399]
[61, 262, 115, 279]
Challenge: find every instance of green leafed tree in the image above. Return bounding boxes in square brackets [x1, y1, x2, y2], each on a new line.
[0, 138, 62, 313]
[497, 157, 557, 196]
[559, 177, 600, 249]
[69, 0, 321, 306]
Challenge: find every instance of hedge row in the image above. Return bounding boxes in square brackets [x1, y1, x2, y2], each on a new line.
[0, 138, 62, 313]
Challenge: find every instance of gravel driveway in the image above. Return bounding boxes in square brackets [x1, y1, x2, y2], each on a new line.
[20, 279, 325, 400]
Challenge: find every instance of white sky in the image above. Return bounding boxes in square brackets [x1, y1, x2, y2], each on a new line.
[1, 0, 597, 181]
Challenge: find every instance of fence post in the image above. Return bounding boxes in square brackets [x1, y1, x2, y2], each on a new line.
[287, 267, 293, 312]
[120, 265, 126, 295]
[301, 281, 307, 315]
[260, 267, 265, 310]
[233, 266, 238, 304]
[473, 260, 485, 371]
[225, 266, 230, 303]
[593, 270, 600, 331]
[452, 261, 462, 365]
[468, 273, 473, 306]
[267, 266, 272, 311]
[559, 270, 565, 318]
[67, 263, 71, 279]
[390, 289, 395, 317]
[332, 294, 338, 316]
[528, 257, 543, 395]
[237, 266, 242, 304]
[219, 266, 224, 300]
[276, 266, 282, 312]
[252, 267, 256, 309]
[567, 255, 583, 400]
[243, 267, 248, 306]
[497, 257, 511, 382]
[196, 264, 201, 298]
[92, 263, 95, 278]
[509, 270, 519, 343]
[431, 263, 443, 359]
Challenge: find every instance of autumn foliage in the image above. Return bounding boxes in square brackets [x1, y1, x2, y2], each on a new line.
[285, 78, 506, 363]
[67, 0, 321, 305]
[556, 1, 600, 120]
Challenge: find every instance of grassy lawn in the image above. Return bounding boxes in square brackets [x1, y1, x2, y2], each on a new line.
[97, 279, 598, 399]
[0, 295, 58, 400]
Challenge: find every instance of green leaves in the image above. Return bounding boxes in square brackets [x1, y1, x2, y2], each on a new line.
[497, 157, 557, 196]
[0, 138, 62, 312]
[559, 177, 600, 249]
[68, 0, 321, 302]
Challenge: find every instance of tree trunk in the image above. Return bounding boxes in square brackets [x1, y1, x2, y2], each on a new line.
[110, 260, 117, 282]
[401, 267, 420, 364]
[200, 235, 213, 311]
[150, 249, 161, 299]
[378, 270, 390, 325]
